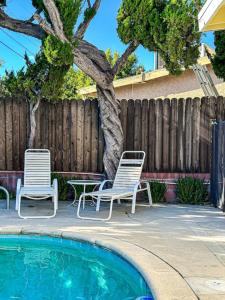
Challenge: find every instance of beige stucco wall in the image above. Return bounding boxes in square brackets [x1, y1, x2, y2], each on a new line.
[114, 65, 224, 99]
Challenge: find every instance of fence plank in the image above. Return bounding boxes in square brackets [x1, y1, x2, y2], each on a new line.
[177, 98, 185, 171]
[91, 99, 99, 173]
[84, 99, 92, 172]
[216, 96, 224, 121]
[162, 98, 170, 171]
[134, 99, 142, 152]
[5, 98, 13, 170]
[19, 100, 27, 170]
[71, 101, 77, 171]
[12, 99, 20, 170]
[148, 99, 155, 171]
[49, 103, 56, 170]
[76, 100, 84, 172]
[170, 98, 178, 171]
[155, 99, 163, 171]
[120, 99, 128, 151]
[98, 108, 104, 173]
[208, 96, 217, 172]
[200, 97, 208, 172]
[141, 99, 149, 171]
[185, 98, 192, 171]
[34, 102, 41, 148]
[63, 101, 71, 171]
[192, 98, 201, 171]
[126, 99, 135, 150]
[54, 102, 63, 171]
[0, 99, 6, 170]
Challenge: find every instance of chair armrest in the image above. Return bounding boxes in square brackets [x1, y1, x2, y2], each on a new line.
[139, 180, 149, 188]
[99, 180, 114, 191]
[134, 181, 149, 192]
[133, 182, 141, 192]
[16, 178, 22, 194]
[52, 178, 58, 191]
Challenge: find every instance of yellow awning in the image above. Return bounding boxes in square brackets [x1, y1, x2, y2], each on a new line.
[198, 0, 225, 32]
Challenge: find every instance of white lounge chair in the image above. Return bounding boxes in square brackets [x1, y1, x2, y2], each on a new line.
[77, 151, 152, 221]
[16, 149, 58, 219]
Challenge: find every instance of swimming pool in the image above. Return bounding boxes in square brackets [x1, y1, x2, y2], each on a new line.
[0, 235, 153, 300]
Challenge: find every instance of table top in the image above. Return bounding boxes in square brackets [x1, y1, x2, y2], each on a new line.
[67, 180, 101, 185]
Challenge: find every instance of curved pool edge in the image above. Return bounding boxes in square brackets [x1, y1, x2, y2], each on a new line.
[0, 228, 197, 300]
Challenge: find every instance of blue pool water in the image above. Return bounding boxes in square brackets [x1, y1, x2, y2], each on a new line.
[0, 235, 153, 300]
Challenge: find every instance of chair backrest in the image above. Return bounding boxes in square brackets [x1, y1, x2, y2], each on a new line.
[24, 149, 51, 187]
[113, 151, 145, 190]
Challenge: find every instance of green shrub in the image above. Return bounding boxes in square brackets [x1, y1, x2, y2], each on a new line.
[150, 181, 167, 203]
[176, 177, 208, 205]
[0, 190, 15, 200]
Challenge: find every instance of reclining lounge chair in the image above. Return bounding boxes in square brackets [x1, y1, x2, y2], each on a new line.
[77, 151, 152, 221]
[16, 149, 58, 219]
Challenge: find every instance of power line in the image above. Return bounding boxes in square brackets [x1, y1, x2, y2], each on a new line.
[0, 39, 25, 60]
[0, 27, 35, 56]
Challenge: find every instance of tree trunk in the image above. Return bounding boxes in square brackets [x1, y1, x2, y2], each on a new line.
[28, 99, 41, 148]
[97, 83, 123, 179]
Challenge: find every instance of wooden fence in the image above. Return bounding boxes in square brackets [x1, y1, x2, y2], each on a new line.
[0, 96, 224, 173]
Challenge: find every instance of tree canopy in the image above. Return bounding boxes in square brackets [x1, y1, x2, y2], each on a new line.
[210, 31, 225, 81]
[1, 52, 68, 101]
[105, 49, 144, 79]
[117, 0, 201, 75]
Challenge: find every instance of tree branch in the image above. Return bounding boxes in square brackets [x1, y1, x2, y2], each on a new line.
[43, 0, 66, 41]
[0, 9, 45, 39]
[87, 0, 91, 8]
[113, 41, 139, 75]
[26, 9, 42, 23]
[75, 0, 101, 39]
[33, 13, 55, 36]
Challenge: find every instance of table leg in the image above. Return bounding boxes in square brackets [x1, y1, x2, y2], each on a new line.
[83, 185, 86, 209]
[68, 184, 78, 207]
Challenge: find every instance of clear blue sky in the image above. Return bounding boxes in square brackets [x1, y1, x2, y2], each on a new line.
[0, 0, 214, 76]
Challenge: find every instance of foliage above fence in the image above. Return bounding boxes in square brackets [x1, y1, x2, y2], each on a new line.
[0, 96, 224, 173]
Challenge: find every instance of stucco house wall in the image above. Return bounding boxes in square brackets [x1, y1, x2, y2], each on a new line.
[114, 65, 224, 100]
[79, 57, 225, 100]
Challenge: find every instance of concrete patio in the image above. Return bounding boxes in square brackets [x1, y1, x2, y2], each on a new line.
[0, 200, 225, 300]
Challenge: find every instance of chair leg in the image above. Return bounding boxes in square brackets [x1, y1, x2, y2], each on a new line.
[77, 195, 114, 221]
[54, 192, 58, 210]
[17, 194, 22, 218]
[53, 195, 57, 217]
[15, 193, 19, 211]
[77, 194, 83, 219]
[131, 192, 137, 214]
[96, 196, 101, 212]
[106, 198, 114, 221]
[146, 182, 153, 206]
[18, 194, 57, 219]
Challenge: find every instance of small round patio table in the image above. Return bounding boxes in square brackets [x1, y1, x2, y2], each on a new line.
[67, 180, 102, 208]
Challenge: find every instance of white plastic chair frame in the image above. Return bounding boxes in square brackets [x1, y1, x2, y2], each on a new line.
[16, 149, 58, 219]
[0, 186, 9, 209]
[77, 151, 152, 221]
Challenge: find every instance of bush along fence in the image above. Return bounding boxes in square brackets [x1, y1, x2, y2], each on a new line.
[0, 96, 224, 174]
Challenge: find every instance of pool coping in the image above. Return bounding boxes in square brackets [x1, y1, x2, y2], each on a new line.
[0, 228, 198, 300]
